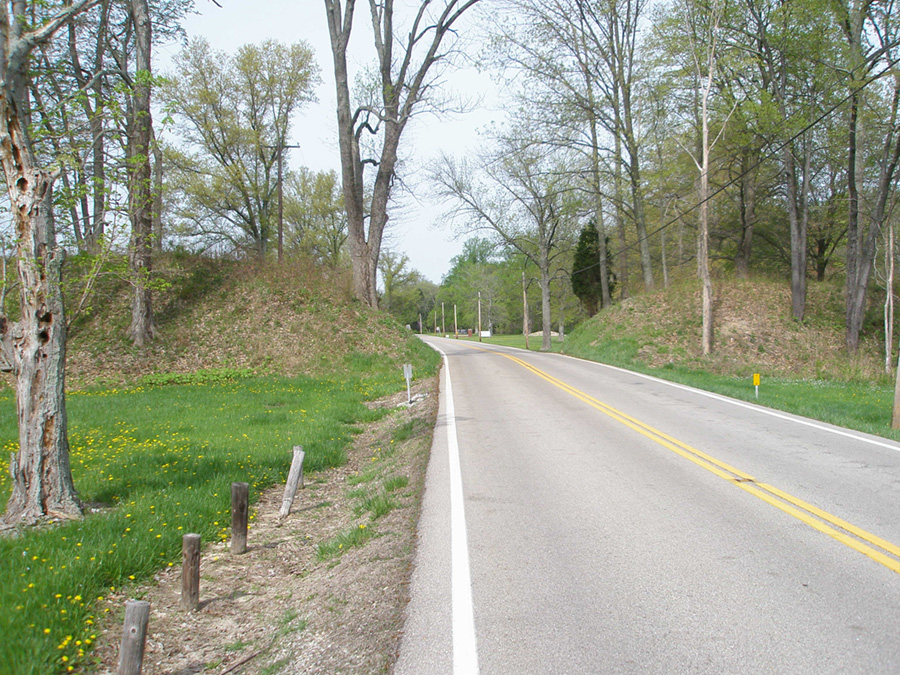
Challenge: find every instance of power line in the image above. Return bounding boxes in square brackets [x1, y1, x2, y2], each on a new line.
[571, 42, 900, 279]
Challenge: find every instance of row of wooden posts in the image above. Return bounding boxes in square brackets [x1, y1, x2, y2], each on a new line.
[117, 447, 305, 675]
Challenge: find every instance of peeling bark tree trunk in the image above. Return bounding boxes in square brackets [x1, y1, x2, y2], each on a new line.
[127, 0, 155, 346]
[0, 109, 81, 524]
[0, 163, 81, 524]
[0, 0, 99, 525]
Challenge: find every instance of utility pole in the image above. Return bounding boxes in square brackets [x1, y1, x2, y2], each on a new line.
[454, 304, 458, 339]
[523, 271, 530, 351]
[441, 302, 445, 335]
[270, 141, 300, 263]
[478, 291, 482, 342]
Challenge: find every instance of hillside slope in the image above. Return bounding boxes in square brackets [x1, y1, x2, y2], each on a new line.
[62, 255, 427, 387]
[563, 274, 889, 382]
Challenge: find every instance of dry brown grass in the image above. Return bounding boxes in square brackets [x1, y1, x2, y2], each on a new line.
[580, 272, 888, 382]
[63, 256, 411, 387]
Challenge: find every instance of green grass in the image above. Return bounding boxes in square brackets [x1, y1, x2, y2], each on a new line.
[463, 332, 900, 442]
[316, 524, 374, 560]
[0, 345, 439, 674]
[354, 492, 398, 520]
[383, 475, 409, 493]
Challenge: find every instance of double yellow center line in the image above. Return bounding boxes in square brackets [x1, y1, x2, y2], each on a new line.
[473, 344, 900, 575]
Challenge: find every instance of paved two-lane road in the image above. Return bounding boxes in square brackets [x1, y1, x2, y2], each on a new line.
[395, 338, 900, 674]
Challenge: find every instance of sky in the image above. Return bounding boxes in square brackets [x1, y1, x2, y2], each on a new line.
[155, 0, 500, 284]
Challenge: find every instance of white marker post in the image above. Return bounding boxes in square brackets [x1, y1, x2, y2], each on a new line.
[403, 363, 413, 404]
[753, 373, 760, 399]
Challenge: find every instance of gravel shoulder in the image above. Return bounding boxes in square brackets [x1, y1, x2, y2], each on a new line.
[93, 376, 439, 675]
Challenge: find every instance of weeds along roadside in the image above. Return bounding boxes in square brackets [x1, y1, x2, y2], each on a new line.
[0, 342, 439, 675]
[468, 333, 900, 442]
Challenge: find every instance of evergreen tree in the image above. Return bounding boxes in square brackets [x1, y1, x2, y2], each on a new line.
[572, 221, 602, 316]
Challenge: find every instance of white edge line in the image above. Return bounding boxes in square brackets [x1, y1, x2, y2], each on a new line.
[430, 342, 479, 674]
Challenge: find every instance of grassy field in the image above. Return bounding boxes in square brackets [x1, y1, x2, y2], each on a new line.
[461, 333, 900, 442]
[0, 345, 439, 674]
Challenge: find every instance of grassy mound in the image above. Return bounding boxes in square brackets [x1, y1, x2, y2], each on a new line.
[60, 254, 425, 387]
[563, 273, 888, 383]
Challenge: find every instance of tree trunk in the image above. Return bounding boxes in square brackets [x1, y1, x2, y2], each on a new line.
[589, 116, 611, 308]
[842, 1, 867, 350]
[698, 21, 716, 356]
[152, 130, 163, 252]
[735, 154, 757, 280]
[127, 0, 155, 346]
[846, 79, 900, 349]
[885, 218, 894, 373]
[539, 261, 552, 352]
[0, 0, 102, 526]
[699, 169, 714, 356]
[785, 142, 807, 321]
[613, 133, 629, 300]
[0, 111, 81, 524]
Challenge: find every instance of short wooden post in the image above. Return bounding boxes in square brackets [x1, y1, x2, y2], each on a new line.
[181, 533, 201, 611]
[117, 600, 150, 675]
[279, 446, 305, 519]
[231, 481, 249, 554]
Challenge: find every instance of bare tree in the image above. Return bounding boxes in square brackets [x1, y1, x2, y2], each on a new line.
[680, 0, 732, 355]
[323, 0, 480, 307]
[0, 0, 101, 526]
[127, 0, 155, 346]
[433, 139, 577, 351]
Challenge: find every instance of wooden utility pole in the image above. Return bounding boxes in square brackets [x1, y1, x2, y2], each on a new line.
[274, 142, 300, 263]
[478, 291, 483, 342]
[523, 272, 530, 351]
[454, 305, 458, 339]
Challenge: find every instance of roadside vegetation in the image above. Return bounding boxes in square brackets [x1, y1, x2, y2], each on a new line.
[0, 256, 439, 674]
[460, 274, 900, 442]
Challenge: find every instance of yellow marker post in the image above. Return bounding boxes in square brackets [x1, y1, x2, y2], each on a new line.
[753, 373, 760, 399]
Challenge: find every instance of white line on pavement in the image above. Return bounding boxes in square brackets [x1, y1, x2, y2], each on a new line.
[438, 348, 480, 674]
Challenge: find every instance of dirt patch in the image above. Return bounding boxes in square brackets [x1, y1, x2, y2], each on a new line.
[92, 377, 438, 674]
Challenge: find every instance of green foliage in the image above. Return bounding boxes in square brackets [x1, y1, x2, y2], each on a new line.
[0, 362, 413, 674]
[571, 220, 616, 316]
[283, 169, 348, 266]
[162, 37, 320, 256]
[137, 367, 256, 387]
[317, 524, 375, 560]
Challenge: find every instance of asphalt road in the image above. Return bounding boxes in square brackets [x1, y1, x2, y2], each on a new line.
[394, 337, 900, 674]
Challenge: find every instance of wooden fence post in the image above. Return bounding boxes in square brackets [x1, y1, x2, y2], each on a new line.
[231, 481, 249, 554]
[117, 599, 150, 675]
[181, 533, 201, 611]
[279, 446, 305, 519]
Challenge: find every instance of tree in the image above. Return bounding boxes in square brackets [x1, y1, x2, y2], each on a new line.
[127, 0, 155, 346]
[323, 0, 481, 307]
[378, 248, 415, 312]
[283, 168, 347, 266]
[832, 0, 900, 349]
[28, 0, 193, 256]
[0, 0, 101, 526]
[658, 0, 733, 354]
[571, 220, 603, 315]
[434, 138, 577, 351]
[163, 38, 319, 257]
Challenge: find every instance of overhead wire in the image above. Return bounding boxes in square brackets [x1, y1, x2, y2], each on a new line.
[568, 35, 900, 279]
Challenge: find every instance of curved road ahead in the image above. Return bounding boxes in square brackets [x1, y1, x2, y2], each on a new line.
[395, 338, 900, 674]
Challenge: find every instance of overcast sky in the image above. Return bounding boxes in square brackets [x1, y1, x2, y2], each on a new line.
[156, 0, 500, 284]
